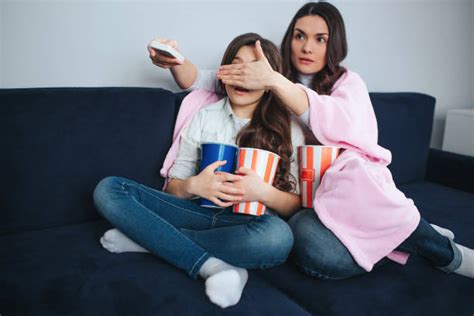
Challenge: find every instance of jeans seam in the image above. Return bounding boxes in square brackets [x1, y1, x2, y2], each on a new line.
[190, 253, 210, 278]
[124, 181, 215, 221]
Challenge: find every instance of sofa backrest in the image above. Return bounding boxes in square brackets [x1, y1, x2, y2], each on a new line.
[0, 88, 435, 235]
[370, 92, 435, 184]
[0, 87, 183, 235]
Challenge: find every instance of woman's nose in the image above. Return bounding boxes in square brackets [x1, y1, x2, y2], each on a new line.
[302, 40, 314, 54]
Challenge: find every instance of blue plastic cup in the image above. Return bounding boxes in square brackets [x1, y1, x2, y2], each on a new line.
[199, 142, 238, 208]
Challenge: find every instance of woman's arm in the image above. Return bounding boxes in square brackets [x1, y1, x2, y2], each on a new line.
[147, 38, 198, 89]
[217, 40, 309, 115]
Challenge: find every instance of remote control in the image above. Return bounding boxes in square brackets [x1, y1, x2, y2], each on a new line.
[150, 40, 184, 62]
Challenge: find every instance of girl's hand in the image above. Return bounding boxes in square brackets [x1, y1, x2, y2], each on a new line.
[229, 167, 271, 203]
[217, 40, 278, 90]
[147, 38, 184, 69]
[190, 160, 245, 208]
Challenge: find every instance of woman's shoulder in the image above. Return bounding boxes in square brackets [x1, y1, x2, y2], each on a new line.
[332, 68, 368, 93]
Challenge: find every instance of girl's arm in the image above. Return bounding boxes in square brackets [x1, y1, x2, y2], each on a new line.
[217, 40, 309, 115]
[147, 38, 198, 90]
[166, 160, 245, 208]
[231, 167, 301, 218]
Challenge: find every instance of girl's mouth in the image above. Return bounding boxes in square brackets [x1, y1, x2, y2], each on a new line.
[234, 86, 250, 95]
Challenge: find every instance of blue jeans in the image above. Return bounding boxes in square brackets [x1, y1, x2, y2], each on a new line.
[93, 176, 294, 278]
[288, 209, 462, 280]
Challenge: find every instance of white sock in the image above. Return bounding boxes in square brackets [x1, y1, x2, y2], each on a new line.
[99, 228, 149, 253]
[453, 244, 474, 278]
[430, 224, 455, 240]
[199, 257, 248, 308]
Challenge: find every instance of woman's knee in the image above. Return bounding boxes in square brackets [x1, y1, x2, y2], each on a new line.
[289, 209, 364, 279]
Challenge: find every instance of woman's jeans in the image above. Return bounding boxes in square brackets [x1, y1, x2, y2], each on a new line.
[288, 209, 462, 280]
[93, 176, 294, 279]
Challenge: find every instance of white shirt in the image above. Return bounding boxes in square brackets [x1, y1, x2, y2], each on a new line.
[168, 97, 305, 194]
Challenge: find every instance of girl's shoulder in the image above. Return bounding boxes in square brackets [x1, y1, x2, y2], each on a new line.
[195, 97, 228, 118]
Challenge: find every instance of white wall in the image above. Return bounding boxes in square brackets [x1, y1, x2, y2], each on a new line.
[1, 0, 473, 149]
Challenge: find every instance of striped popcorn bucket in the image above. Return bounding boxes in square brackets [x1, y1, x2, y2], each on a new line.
[233, 148, 280, 216]
[298, 145, 340, 208]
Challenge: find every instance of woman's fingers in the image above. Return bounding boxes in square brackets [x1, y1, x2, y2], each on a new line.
[219, 63, 244, 71]
[219, 78, 244, 87]
[254, 40, 266, 61]
[217, 68, 244, 76]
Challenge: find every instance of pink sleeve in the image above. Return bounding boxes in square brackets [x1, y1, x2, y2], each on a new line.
[299, 70, 391, 165]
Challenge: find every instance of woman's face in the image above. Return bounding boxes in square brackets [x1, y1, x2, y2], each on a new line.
[224, 45, 265, 113]
[290, 15, 329, 75]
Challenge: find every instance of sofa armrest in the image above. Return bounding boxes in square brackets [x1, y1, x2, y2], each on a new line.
[425, 148, 474, 193]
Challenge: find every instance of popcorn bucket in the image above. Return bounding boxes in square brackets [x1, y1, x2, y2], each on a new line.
[298, 145, 340, 208]
[233, 148, 280, 216]
[199, 142, 238, 208]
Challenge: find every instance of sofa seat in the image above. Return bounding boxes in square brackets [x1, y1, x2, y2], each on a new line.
[398, 181, 474, 244]
[0, 220, 310, 316]
[256, 180, 474, 316]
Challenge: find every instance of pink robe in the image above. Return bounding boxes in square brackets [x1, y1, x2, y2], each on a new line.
[300, 69, 420, 271]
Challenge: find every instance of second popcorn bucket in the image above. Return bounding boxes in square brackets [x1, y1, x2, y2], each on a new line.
[233, 148, 281, 216]
[298, 145, 340, 208]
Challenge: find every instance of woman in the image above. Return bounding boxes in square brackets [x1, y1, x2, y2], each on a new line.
[95, 33, 305, 309]
[149, 2, 473, 279]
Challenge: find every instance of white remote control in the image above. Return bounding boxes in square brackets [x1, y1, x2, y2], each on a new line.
[150, 40, 184, 62]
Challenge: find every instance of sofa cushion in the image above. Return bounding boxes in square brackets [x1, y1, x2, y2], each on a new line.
[0, 220, 310, 315]
[370, 93, 435, 184]
[0, 88, 180, 235]
[257, 180, 473, 316]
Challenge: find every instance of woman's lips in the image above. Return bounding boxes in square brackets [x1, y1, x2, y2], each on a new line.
[298, 57, 314, 65]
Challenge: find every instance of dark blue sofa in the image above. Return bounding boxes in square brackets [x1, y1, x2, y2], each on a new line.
[1, 88, 472, 315]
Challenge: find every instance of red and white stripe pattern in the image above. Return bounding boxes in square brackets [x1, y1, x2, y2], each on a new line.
[298, 145, 340, 208]
[233, 148, 280, 216]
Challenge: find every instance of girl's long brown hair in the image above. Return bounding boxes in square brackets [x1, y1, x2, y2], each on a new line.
[219, 33, 296, 193]
[281, 2, 347, 95]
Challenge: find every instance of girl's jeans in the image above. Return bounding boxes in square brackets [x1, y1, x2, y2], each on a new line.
[288, 209, 462, 280]
[93, 176, 294, 278]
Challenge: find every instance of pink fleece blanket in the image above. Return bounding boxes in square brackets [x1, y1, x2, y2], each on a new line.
[160, 89, 220, 188]
[300, 70, 420, 271]
[160, 71, 420, 271]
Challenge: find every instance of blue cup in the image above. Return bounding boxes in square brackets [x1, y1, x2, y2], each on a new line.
[199, 142, 238, 208]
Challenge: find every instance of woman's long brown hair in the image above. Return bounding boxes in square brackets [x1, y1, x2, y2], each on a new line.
[280, 2, 347, 95]
[219, 33, 296, 193]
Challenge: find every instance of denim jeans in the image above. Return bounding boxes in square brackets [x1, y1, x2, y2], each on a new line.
[93, 176, 294, 278]
[288, 209, 462, 280]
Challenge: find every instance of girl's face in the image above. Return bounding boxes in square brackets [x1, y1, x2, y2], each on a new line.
[224, 45, 265, 114]
[290, 15, 329, 75]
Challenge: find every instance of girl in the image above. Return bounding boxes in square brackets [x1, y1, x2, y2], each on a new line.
[149, 2, 473, 279]
[94, 33, 305, 309]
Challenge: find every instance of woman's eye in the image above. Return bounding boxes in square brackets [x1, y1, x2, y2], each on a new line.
[316, 36, 327, 43]
[295, 33, 305, 40]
